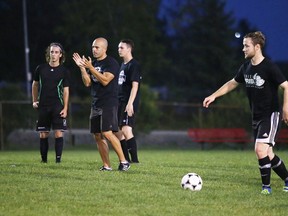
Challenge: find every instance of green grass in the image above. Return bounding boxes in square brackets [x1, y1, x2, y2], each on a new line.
[1, 149, 288, 216]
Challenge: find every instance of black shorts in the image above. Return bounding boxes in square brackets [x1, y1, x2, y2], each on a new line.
[90, 106, 118, 133]
[252, 112, 280, 146]
[36, 105, 67, 132]
[118, 102, 136, 128]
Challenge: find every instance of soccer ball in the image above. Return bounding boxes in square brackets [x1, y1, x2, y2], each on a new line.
[181, 173, 203, 191]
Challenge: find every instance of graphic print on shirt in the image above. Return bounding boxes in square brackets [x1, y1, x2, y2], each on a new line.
[91, 66, 102, 83]
[244, 73, 265, 89]
[118, 70, 126, 85]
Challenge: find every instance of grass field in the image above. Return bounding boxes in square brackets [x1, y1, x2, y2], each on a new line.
[1, 149, 288, 216]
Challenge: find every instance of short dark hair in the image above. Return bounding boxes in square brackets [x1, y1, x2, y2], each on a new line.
[45, 42, 66, 64]
[120, 39, 134, 52]
[244, 31, 265, 49]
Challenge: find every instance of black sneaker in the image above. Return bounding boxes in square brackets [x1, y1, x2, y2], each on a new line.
[99, 166, 112, 171]
[118, 162, 130, 171]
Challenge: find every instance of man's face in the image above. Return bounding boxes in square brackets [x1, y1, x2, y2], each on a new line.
[242, 37, 256, 59]
[118, 42, 130, 58]
[49, 46, 62, 63]
[92, 40, 106, 60]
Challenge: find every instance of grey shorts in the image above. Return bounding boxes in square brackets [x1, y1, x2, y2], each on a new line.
[90, 106, 118, 133]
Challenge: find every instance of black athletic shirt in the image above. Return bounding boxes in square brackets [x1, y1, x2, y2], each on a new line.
[88, 56, 120, 108]
[34, 63, 70, 107]
[234, 58, 287, 120]
[118, 58, 141, 111]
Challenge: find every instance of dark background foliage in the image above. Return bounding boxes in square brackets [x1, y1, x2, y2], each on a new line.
[0, 0, 287, 131]
[1, 0, 288, 149]
[3, 0, 283, 100]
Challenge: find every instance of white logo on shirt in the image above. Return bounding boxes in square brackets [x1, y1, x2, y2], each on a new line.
[118, 70, 126, 85]
[91, 66, 102, 82]
[244, 73, 265, 88]
[253, 74, 265, 87]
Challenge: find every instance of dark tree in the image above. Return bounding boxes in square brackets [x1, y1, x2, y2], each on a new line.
[159, 0, 241, 101]
[55, 0, 169, 96]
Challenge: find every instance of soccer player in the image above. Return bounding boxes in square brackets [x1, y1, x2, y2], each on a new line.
[203, 31, 288, 194]
[32, 42, 70, 163]
[116, 39, 141, 163]
[72, 37, 130, 171]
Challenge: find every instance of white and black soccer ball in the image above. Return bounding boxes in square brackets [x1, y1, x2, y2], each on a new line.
[181, 173, 203, 191]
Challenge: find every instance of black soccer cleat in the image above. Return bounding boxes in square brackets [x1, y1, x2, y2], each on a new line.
[118, 162, 130, 171]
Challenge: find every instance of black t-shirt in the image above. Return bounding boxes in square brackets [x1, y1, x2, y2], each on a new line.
[88, 56, 120, 108]
[234, 58, 286, 120]
[34, 63, 70, 107]
[118, 58, 141, 110]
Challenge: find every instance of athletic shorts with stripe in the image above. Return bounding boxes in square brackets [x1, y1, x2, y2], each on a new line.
[36, 105, 67, 132]
[252, 112, 281, 146]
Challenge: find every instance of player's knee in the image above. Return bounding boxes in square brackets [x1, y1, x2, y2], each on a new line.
[54, 130, 63, 138]
[94, 133, 102, 141]
[255, 142, 269, 158]
[40, 132, 49, 139]
[102, 131, 114, 140]
[121, 126, 133, 138]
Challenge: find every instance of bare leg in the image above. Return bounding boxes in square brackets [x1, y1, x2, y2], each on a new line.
[255, 142, 271, 159]
[103, 131, 126, 162]
[94, 133, 110, 168]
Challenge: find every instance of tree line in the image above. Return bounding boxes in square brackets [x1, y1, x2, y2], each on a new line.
[1, 0, 281, 103]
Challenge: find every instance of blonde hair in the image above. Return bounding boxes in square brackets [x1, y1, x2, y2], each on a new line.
[45, 42, 66, 64]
